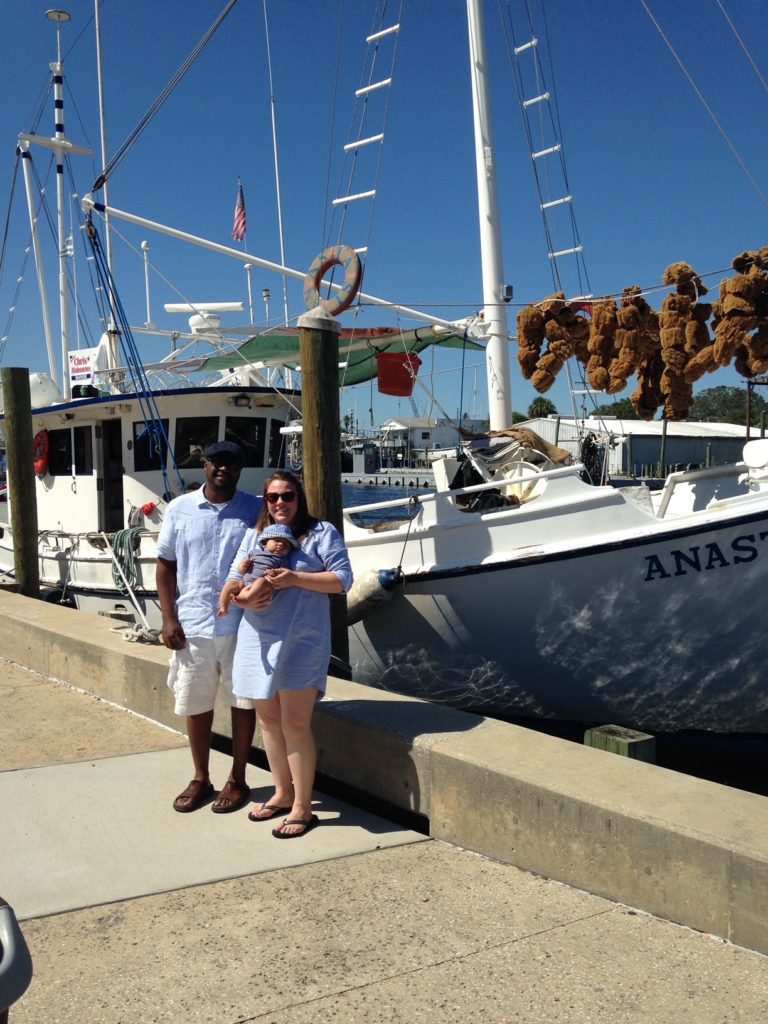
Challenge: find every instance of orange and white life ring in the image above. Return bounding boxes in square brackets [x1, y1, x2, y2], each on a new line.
[33, 429, 50, 477]
[303, 244, 362, 316]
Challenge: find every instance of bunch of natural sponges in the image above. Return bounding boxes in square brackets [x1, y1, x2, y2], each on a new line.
[516, 292, 591, 394]
[514, 248, 768, 420]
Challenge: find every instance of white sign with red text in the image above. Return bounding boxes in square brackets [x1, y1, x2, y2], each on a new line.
[68, 347, 99, 389]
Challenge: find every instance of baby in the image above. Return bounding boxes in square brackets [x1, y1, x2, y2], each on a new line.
[217, 523, 298, 616]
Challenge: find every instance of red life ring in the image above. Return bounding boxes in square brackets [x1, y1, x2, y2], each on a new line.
[303, 244, 362, 316]
[33, 429, 50, 477]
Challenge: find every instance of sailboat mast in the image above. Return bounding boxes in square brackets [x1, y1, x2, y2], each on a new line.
[19, 11, 92, 395]
[50, 10, 73, 398]
[466, 0, 512, 430]
[18, 146, 58, 385]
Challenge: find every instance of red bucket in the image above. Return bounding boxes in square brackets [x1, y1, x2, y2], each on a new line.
[376, 352, 422, 397]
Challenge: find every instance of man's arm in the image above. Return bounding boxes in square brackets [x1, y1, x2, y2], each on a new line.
[156, 556, 186, 649]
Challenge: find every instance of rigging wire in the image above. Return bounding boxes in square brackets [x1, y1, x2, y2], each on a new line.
[84, 216, 186, 497]
[715, 0, 768, 95]
[640, 0, 768, 208]
[498, 0, 590, 300]
[93, 0, 240, 191]
[320, 0, 347, 258]
[262, 0, 290, 326]
[325, 0, 403, 302]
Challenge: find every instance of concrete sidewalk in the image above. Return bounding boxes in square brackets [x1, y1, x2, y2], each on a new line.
[1, 660, 766, 1023]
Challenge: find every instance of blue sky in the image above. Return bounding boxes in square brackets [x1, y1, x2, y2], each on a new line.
[1, 0, 767, 429]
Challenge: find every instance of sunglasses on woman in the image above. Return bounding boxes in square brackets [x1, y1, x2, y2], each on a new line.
[265, 491, 297, 504]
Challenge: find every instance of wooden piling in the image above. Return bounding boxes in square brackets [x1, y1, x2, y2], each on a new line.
[297, 308, 348, 662]
[584, 724, 656, 763]
[2, 368, 39, 598]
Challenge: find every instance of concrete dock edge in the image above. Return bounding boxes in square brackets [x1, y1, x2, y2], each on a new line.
[1, 590, 766, 955]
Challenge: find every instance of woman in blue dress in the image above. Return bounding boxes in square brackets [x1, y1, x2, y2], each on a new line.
[229, 471, 353, 838]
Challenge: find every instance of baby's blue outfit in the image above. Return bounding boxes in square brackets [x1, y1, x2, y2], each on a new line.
[229, 521, 353, 700]
[242, 547, 288, 585]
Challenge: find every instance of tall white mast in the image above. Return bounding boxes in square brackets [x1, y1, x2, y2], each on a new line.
[18, 11, 92, 397]
[51, 9, 73, 398]
[18, 144, 57, 383]
[466, 0, 512, 430]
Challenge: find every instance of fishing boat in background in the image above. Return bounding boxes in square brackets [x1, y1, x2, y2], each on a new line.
[1, 2, 768, 735]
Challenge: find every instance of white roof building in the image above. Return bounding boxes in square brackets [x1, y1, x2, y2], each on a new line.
[521, 416, 752, 476]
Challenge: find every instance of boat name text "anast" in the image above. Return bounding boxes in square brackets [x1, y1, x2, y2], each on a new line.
[644, 531, 768, 582]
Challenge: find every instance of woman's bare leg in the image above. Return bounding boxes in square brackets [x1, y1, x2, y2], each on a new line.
[254, 696, 294, 809]
[277, 688, 319, 835]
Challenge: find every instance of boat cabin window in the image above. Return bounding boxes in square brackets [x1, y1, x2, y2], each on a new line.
[268, 420, 287, 468]
[132, 419, 169, 472]
[47, 427, 92, 476]
[174, 417, 218, 469]
[73, 425, 93, 475]
[224, 416, 266, 468]
[47, 429, 71, 476]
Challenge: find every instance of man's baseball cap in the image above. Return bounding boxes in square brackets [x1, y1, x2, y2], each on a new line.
[203, 440, 243, 463]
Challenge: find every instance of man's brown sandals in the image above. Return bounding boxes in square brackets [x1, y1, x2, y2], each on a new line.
[173, 779, 214, 813]
[211, 779, 251, 814]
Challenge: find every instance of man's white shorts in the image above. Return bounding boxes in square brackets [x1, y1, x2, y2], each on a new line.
[167, 635, 255, 716]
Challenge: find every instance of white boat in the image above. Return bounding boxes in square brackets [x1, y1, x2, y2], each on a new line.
[2, 3, 768, 734]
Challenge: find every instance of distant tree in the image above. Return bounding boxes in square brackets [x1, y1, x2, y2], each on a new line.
[511, 410, 527, 424]
[595, 397, 639, 419]
[689, 385, 768, 426]
[527, 397, 557, 419]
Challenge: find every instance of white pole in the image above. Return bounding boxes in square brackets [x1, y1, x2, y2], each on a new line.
[51, 55, 72, 399]
[18, 145, 58, 385]
[141, 241, 154, 327]
[244, 263, 254, 323]
[466, 0, 512, 430]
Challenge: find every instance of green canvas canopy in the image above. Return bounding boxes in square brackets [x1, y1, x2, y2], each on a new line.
[190, 325, 484, 386]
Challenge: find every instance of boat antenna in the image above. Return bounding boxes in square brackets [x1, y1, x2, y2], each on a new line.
[45, 8, 69, 60]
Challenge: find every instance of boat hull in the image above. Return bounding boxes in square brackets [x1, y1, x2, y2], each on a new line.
[348, 510, 768, 733]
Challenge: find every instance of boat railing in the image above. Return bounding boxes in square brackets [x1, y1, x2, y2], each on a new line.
[342, 462, 583, 523]
[654, 462, 746, 519]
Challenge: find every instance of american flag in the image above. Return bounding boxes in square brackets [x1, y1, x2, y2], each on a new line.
[231, 181, 246, 241]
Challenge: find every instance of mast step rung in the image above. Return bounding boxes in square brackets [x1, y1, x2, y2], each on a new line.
[367, 24, 399, 43]
[343, 133, 384, 151]
[541, 196, 573, 210]
[532, 144, 561, 160]
[548, 246, 584, 259]
[514, 38, 538, 55]
[523, 92, 550, 108]
[356, 78, 392, 97]
[354, 246, 368, 254]
[332, 190, 376, 206]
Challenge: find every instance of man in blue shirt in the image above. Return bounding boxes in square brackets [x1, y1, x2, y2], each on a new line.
[156, 440, 261, 813]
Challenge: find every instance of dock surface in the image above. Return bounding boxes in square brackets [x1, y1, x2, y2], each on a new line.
[2, 658, 766, 1023]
